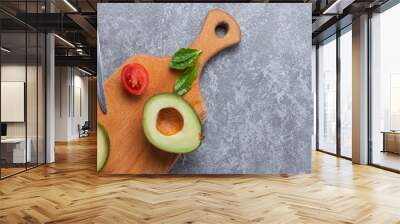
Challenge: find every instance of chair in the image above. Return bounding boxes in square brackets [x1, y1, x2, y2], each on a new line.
[78, 121, 90, 138]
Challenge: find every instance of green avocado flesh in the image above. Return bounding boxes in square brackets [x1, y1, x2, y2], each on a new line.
[97, 124, 109, 172]
[143, 93, 202, 154]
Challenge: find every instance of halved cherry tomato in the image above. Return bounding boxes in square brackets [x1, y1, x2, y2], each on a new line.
[121, 63, 149, 95]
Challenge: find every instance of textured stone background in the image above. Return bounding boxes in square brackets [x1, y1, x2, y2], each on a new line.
[98, 3, 313, 174]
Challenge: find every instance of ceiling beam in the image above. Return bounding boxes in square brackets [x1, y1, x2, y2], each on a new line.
[67, 13, 97, 46]
[55, 55, 96, 72]
[322, 0, 356, 15]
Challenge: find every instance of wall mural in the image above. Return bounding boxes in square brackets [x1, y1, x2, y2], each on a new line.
[97, 3, 313, 174]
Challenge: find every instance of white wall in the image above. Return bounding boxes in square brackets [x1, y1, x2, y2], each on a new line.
[1, 63, 46, 164]
[1, 65, 40, 137]
[71, 73, 89, 138]
[54, 67, 89, 141]
[55, 66, 69, 141]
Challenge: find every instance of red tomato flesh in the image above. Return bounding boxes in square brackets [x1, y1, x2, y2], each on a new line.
[121, 63, 149, 95]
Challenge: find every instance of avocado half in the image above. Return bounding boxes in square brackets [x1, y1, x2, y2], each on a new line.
[143, 93, 202, 154]
[97, 124, 109, 172]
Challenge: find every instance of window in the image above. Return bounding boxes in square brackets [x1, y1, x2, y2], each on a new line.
[370, 3, 400, 171]
[340, 27, 352, 158]
[318, 36, 337, 154]
[390, 74, 400, 130]
[0, 1, 47, 179]
[316, 25, 353, 159]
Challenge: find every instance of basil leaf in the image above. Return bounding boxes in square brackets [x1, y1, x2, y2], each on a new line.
[170, 48, 202, 70]
[174, 65, 198, 96]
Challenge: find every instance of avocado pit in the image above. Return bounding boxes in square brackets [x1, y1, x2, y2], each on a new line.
[156, 107, 184, 136]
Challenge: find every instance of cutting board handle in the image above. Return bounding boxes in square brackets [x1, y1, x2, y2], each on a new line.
[190, 9, 241, 68]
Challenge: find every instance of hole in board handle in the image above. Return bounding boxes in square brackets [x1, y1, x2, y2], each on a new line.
[215, 22, 229, 38]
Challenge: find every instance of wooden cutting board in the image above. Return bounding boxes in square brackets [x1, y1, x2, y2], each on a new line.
[97, 9, 241, 174]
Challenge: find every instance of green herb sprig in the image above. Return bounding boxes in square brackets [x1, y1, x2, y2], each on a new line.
[170, 48, 202, 70]
[170, 48, 202, 96]
[173, 65, 198, 96]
